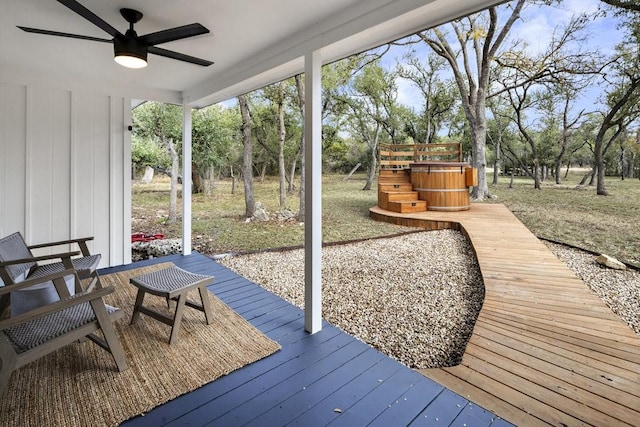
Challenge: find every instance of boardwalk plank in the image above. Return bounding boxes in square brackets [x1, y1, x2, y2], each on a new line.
[371, 203, 640, 426]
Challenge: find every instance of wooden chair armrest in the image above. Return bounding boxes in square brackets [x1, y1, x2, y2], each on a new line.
[0, 268, 77, 296]
[29, 236, 94, 256]
[0, 285, 115, 330]
[0, 251, 81, 268]
[28, 236, 94, 250]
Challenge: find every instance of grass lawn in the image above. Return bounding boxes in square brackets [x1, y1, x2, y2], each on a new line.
[132, 171, 640, 266]
[488, 171, 640, 266]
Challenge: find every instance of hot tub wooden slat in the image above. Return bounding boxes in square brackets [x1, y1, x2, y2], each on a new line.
[410, 161, 471, 211]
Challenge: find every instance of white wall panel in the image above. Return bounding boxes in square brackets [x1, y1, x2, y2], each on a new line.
[27, 87, 72, 245]
[0, 82, 129, 267]
[0, 83, 27, 238]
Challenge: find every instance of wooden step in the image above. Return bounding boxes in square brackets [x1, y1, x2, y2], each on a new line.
[380, 191, 419, 203]
[378, 169, 411, 183]
[387, 200, 427, 213]
[378, 183, 413, 192]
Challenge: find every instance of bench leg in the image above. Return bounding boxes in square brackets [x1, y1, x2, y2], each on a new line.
[199, 285, 214, 325]
[169, 293, 188, 345]
[130, 289, 146, 325]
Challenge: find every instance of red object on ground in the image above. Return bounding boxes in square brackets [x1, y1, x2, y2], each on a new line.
[131, 233, 165, 243]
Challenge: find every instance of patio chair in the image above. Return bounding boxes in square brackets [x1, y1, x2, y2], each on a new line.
[0, 232, 102, 316]
[0, 268, 128, 396]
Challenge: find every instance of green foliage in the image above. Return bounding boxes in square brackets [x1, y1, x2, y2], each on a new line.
[131, 136, 170, 170]
[133, 102, 183, 144]
[192, 104, 243, 177]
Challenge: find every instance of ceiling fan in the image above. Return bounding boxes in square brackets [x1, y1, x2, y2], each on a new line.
[17, 0, 213, 68]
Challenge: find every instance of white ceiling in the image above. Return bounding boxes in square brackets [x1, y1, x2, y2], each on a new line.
[0, 0, 502, 107]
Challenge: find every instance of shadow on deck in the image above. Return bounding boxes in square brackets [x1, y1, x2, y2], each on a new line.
[370, 203, 640, 426]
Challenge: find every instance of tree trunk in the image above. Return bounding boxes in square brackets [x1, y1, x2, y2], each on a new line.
[288, 154, 298, 193]
[588, 167, 597, 186]
[277, 81, 287, 208]
[470, 118, 490, 199]
[343, 163, 361, 181]
[141, 166, 154, 183]
[238, 94, 255, 218]
[533, 160, 541, 190]
[230, 165, 236, 195]
[191, 165, 203, 194]
[363, 147, 378, 190]
[167, 138, 179, 224]
[260, 164, 267, 182]
[295, 74, 306, 223]
[492, 140, 500, 186]
[362, 126, 381, 191]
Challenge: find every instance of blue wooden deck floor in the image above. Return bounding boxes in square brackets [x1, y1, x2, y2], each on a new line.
[105, 252, 511, 426]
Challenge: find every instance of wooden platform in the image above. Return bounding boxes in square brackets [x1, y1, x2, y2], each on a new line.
[111, 252, 510, 426]
[370, 203, 640, 426]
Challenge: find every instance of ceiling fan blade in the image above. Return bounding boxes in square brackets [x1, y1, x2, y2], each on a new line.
[140, 23, 209, 46]
[57, 0, 123, 38]
[148, 46, 213, 67]
[17, 26, 112, 43]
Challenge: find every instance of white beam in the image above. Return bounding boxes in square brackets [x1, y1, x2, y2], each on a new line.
[304, 50, 323, 334]
[182, 104, 193, 256]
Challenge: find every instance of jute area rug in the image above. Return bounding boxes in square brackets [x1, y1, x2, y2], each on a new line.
[0, 262, 281, 427]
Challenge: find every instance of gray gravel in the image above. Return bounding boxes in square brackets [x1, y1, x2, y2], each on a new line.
[544, 242, 640, 334]
[218, 231, 640, 369]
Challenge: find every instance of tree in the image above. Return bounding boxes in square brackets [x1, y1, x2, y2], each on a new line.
[396, 52, 458, 143]
[544, 86, 588, 184]
[238, 94, 255, 218]
[486, 100, 515, 184]
[132, 102, 182, 224]
[294, 74, 306, 222]
[491, 9, 601, 188]
[599, 0, 640, 12]
[415, 0, 527, 200]
[592, 15, 640, 194]
[192, 105, 242, 194]
[336, 61, 402, 190]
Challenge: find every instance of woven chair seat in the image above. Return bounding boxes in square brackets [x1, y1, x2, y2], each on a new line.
[5, 301, 118, 353]
[30, 254, 101, 279]
[131, 267, 212, 294]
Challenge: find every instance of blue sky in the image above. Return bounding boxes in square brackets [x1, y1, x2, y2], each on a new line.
[390, 0, 624, 111]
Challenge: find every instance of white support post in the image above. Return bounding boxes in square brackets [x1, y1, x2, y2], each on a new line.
[304, 49, 322, 334]
[182, 103, 192, 256]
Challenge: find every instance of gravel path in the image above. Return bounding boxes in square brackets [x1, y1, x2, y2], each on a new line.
[218, 230, 640, 369]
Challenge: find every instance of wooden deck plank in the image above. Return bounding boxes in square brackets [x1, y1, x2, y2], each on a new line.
[118, 253, 500, 427]
[407, 389, 468, 426]
[246, 347, 389, 426]
[149, 326, 353, 426]
[288, 357, 406, 426]
[419, 367, 543, 427]
[205, 339, 372, 426]
[326, 367, 428, 426]
[370, 203, 640, 426]
[367, 377, 445, 426]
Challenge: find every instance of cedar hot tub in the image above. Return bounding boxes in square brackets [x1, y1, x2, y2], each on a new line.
[410, 161, 477, 211]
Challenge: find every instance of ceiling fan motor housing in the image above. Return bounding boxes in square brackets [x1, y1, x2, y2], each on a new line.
[114, 30, 147, 63]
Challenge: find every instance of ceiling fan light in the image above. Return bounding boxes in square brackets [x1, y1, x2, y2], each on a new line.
[113, 37, 147, 68]
[115, 54, 147, 68]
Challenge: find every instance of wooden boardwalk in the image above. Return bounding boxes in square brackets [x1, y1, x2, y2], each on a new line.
[370, 203, 640, 426]
[111, 251, 510, 426]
